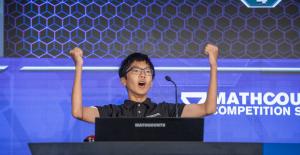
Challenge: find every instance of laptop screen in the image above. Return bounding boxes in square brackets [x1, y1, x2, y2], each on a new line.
[95, 117, 204, 141]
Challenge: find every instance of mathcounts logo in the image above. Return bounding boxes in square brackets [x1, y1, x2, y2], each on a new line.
[181, 91, 300, 117]
[240, 0, 282, 8]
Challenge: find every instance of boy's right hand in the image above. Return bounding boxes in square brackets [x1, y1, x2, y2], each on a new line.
[69, 47, 83, 66]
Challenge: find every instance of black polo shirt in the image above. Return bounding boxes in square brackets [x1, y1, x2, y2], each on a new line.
[96, 98, 185, 118]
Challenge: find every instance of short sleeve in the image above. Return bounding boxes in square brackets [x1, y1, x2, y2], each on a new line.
[171, 103, 185, 117]
[96, 104, 120, 117]
[159, 102, 186, 117]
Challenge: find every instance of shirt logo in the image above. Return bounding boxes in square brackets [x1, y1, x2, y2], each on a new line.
[146, 113, 161, 118]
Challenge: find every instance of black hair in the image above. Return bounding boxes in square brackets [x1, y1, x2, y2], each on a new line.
[118, 52, 155, 79]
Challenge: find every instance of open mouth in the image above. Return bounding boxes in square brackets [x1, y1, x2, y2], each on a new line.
[138, 81, 146, 87]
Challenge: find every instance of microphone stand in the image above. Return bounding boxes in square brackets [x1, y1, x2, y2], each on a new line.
[165, 76, 179, 118]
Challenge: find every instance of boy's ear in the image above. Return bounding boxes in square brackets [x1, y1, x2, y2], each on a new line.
[120, 77, 126, 86]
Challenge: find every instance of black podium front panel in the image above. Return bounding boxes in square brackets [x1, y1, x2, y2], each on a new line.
[29, 142, 262, 155]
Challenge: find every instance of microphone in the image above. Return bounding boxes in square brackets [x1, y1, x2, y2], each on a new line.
[165, 75, 179, 118]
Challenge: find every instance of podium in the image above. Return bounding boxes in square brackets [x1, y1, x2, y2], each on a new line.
[29, 142, 262, 155]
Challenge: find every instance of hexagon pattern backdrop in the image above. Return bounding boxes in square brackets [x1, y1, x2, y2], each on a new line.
[4, 0, 300, 58]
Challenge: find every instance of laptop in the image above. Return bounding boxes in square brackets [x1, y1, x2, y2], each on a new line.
[95, 117, 204, 141]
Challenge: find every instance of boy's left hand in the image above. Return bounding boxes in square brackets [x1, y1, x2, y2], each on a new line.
[204, 43, 219, 67]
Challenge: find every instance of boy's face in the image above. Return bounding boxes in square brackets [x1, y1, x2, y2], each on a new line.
[121, 61, 153, 99]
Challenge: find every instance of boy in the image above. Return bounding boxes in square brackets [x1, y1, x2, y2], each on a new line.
[70, 44, 218, 123]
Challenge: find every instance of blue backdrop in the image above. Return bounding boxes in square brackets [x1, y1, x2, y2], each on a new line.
[1, 58, 300, 154]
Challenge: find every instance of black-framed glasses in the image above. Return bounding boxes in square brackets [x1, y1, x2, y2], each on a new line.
[126, 67, 153, 76]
